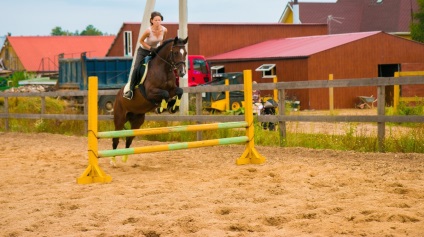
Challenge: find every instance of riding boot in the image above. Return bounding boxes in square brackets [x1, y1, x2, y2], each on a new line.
[123, 79, 133, 100]
[123, 71, 138, 100]
[123, 47, 147, 100]
[123, 90, 133, 100]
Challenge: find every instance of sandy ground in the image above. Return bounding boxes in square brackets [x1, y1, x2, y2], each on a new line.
[1, 132, 423, 237]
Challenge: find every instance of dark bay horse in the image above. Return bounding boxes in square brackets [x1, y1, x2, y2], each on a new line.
[112, 36, 188, 162]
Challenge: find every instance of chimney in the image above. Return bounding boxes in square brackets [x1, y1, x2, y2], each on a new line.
[293, 0, 300, 24]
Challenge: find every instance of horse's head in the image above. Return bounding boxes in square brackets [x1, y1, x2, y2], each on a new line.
[170, 36, 188, 78]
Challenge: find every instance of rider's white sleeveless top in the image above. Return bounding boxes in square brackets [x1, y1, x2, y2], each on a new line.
[142, 26, 166, 49]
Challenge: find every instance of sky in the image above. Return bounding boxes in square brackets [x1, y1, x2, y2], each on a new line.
[1, 0, 336, 36]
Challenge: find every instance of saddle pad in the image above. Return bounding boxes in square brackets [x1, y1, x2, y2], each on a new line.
[140, 62, 149, 85]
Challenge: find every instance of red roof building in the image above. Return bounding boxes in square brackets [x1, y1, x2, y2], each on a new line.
[208, 31, 380, 61]
[207, 31, 424, 110]
[0, 36, 115, 73]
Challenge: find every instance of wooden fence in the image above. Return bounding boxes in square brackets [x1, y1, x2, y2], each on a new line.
[393, 71, 424, 110]
[1, 75, 424, 152]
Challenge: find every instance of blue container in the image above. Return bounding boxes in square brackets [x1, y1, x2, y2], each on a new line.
[58, 53, 133, 90]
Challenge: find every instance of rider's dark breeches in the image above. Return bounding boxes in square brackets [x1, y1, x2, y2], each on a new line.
[130, 47, 151, 90]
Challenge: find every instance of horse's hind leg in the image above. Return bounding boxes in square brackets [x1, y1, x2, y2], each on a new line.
[111, 95, 127, 165]
[122, 113, 145, 162]
[113, 100, 127, 150]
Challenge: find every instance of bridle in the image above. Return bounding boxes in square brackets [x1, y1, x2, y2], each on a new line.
[152, 43, 187, 72]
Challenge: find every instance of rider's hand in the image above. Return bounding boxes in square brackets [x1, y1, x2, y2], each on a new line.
[150, 47, 157, 54]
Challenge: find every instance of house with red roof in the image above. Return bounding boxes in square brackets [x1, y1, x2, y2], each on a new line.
[207, 31, 424, 110]
[280, 0, 419, 37]
[0, 36, 115, 73]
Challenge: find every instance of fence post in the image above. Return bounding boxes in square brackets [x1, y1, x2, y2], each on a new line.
[4, 96, 9, 131]
[41, 96, 46, 114]
[377, 85, 386, 152]
[278, 88, 286, 146]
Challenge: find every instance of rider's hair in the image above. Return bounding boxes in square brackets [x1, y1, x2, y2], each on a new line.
[150, 11, 164, 25]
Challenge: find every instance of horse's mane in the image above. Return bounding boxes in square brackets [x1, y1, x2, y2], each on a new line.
[150, 38, 174, 60]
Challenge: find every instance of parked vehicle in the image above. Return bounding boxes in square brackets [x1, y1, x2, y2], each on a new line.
[260, 98, 278, 131]
[58, 53, 211, 113]
[201, 72, 245, 112]
[187, 55, 211, 87]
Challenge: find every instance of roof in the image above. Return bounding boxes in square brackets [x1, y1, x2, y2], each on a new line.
[6, 36, 115, 72]
[207, 31, 381, 61]
[280, 0, 419, 34]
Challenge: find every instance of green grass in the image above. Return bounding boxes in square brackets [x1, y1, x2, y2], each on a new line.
[1, 97, 86, 135]
[1, 97, 424, 153]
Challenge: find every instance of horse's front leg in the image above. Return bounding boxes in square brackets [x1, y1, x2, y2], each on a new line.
[147, 88, 170, 114]
[167, 87, 183, 114]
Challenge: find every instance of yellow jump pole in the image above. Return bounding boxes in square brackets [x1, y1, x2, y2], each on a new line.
[394, 72, 400, 111]
[236, 70, 266, 165]
[225, 79, 230, 111]
[329, 74, 334, 112]
[77, 76, 112, 184]
[273, 76, 278, 102]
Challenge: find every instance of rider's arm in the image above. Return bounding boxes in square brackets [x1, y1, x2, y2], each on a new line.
[139, 29, 153, 50]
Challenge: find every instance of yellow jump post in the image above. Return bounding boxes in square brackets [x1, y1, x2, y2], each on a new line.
[77, 77, 112, 184]
[236, 70, 266, 165]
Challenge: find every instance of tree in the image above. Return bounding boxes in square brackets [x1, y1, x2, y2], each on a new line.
[50, 25, 104, 36]
[51, 26, 65, 36]
[411, 0, 424, 43]
[51, 26, 74, 36]
[80, 25, 103, 36]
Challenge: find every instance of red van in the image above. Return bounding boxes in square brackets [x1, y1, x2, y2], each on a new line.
[187, 55, 211, 86]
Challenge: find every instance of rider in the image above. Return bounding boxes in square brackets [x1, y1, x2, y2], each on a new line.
[123, 11, 168, 100]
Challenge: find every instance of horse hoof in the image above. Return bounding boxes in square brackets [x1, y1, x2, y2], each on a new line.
[168, 106, 179, 114]
[155, 107, 164, 114]
[122, 155, 128, 163]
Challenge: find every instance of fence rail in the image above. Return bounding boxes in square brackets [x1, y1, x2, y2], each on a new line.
[1, 75, 424, 152]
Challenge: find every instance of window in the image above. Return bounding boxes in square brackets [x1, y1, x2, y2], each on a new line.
[192, 59, 209, 74]
[255, 64, 276, 78]
[123, 31, 132, 57]
[211, 65, 225, 77]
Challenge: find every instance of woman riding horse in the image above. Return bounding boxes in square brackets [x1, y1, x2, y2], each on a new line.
[112, 36, 188, 159]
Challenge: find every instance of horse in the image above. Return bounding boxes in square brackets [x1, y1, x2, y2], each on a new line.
[111, 36, 188, 162]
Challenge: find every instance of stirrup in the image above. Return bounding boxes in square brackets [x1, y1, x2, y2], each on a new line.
[123, 90, 133, 100]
